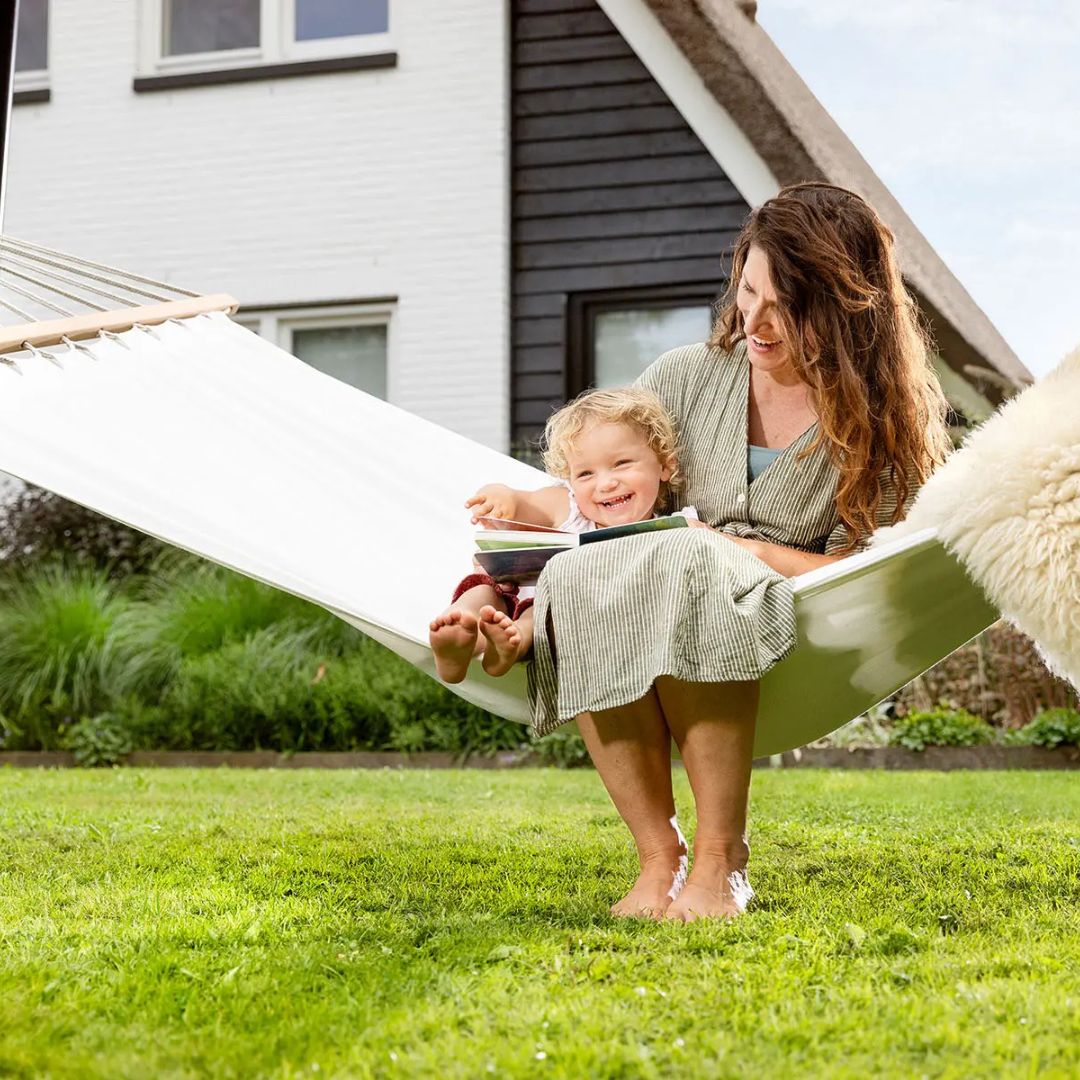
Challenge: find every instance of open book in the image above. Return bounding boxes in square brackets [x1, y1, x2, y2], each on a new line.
[473, 514, 690, 582]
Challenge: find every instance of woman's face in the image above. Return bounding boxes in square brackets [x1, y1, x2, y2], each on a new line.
[737, 245, 793, 374]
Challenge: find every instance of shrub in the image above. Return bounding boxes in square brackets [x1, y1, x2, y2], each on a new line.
[0, 556, 528, 755]
[124, 557, 358, 670]
[532, 726, 591, 767]
[0, 485, 168, 574]
[1014, 708, 1080, 749]
[896, 621, 1078, 727]
[139, 626, 524, 755]
[888, 707, 994, 752]
[0, 566, 141, 749]
[66, 712, 136, 767]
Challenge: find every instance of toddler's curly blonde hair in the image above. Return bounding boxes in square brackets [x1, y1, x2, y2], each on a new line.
[541, 387, 682, 510]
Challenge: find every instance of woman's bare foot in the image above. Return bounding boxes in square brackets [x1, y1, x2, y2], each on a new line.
[664, 842, 753, 922]
[429, 608, 480, 683]
[477, 604, 526, 676]
[610, 819, 689, 919]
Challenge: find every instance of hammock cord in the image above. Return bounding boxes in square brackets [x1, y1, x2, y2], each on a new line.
[0, 235, 202, 331]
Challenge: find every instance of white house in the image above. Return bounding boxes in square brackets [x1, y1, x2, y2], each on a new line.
[5, 0, 1029, 455]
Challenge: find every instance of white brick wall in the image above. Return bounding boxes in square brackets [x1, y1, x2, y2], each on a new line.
[4, 1, 511, 449]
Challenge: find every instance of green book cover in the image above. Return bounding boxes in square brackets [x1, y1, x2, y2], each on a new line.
[578, 515, 690, 545]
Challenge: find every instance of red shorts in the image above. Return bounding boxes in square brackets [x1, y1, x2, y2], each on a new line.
[452, 573, 535, 621]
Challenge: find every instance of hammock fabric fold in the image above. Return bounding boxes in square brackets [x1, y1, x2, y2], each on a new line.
[0, 314, 1002, 755]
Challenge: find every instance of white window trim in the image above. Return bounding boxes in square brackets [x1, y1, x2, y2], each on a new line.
[137, 0, 392, 78]
[235, 301, 396, 402]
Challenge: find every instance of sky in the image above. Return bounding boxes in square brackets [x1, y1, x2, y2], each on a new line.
[756, 0, 1079, 379]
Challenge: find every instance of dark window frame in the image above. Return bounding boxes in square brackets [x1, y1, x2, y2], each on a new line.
[565, 284, 722, 397]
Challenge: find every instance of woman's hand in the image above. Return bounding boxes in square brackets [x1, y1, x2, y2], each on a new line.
[466, 484, 518, 523]
[688, 520, 769, 559]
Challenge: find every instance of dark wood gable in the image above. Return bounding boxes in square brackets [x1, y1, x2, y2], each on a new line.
[511, 0, 752, 448]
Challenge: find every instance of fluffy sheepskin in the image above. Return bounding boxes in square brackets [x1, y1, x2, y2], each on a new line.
[874, 345, 1080, 690]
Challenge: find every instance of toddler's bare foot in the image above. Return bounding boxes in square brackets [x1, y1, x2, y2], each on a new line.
[664, 843, 753, 922]
[429, 609, 480, 683]
[478, 605, 526, 676]
[610, 821, 689, 920]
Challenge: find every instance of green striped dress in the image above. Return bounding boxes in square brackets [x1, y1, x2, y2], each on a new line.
[527, 341, 903, 736]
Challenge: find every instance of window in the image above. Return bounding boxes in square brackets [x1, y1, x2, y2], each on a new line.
[292, 324, 387, 398]
[295, 0, 388, 42]
[233, 303, 393, 400]
[141, 0, 392, 77]
[14, 0, 48, 93]
[567, 288, 717, 395]
[164, 0, 260, 57]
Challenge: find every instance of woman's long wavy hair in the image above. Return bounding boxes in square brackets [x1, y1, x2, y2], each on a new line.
[712, 182, 950, 551]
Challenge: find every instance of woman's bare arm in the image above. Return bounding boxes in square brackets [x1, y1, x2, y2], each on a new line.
[725, 534, 843, 577]
[688, 522, 843, 577]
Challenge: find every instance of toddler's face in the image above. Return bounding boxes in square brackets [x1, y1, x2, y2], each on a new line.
[565, 422, 671, 528]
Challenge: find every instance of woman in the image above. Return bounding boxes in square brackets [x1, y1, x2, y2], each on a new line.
[529, 182, 950, 921]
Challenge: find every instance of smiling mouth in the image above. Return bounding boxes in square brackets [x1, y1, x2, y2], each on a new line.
[599, 493, 633, 509]
[751, 335, 781, 350]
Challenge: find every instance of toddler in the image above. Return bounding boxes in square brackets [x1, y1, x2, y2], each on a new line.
[429, 386, 696, 683]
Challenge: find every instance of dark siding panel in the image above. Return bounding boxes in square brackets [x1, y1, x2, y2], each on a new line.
[516, 154, 722, 193]
[515, 178, 739, 219]
[516, 128, 702, 167]
[515, 10, 613, 39]
[517, 0, 594, 13]
[514, 57, 650, 92]
[513, 316, 564, 347]
[515, 258, 727, 295]
[515, 34, 631, 65]
[515, 344, 565, 372]
[514, 81, 668, 116]
[515, 399, 563, 427]
[515, 230, 737, 270]
[515, 372, 565, 399]
[510, 0, 752, 445]
[515, 294, 566, 319]
[517, 103, 684, 140]
[516, 202, 746, 243]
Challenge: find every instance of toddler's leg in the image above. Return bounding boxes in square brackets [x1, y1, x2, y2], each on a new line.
[477, 603, 532, 677]
[430, 583, 505, 683]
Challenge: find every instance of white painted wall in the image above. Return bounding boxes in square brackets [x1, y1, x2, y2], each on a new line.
[4, 0, 511, 449]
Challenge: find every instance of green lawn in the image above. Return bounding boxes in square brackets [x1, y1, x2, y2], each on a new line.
[1, 768, 1078, 1079]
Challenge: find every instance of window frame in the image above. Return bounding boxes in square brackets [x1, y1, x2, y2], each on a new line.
[566, 284, 720, 397]
[234, 300, 396, 401]
[137, 0, 393, 79]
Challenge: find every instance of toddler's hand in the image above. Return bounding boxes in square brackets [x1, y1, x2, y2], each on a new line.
[466, 486, 517, 522]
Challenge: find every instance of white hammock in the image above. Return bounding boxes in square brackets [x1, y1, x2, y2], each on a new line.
[0, 310, 1000, 757]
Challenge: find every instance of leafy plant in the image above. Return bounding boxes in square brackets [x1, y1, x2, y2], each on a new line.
[532, 726, 591, 767]
[1014, 707, 1080, 748]
[888, 707, 994, 752]
[66, 712, 135, 767]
